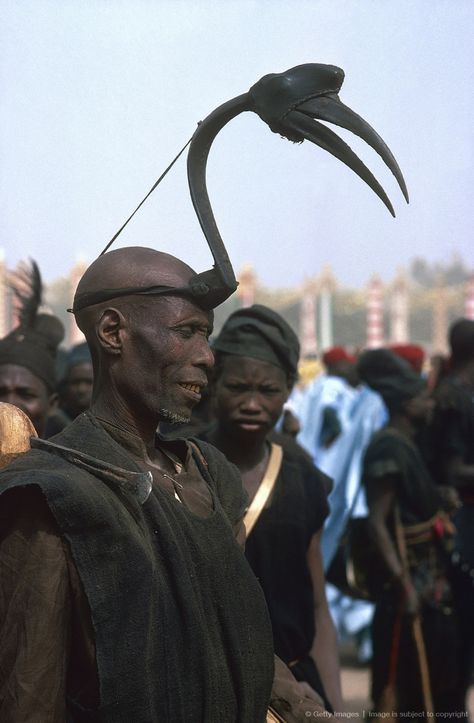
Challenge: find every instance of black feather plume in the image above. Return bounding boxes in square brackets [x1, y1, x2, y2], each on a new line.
[9, 259, 64, 350]
[10, 259, 43, 331]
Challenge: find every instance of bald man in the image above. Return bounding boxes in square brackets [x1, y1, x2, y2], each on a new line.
[0, 248, 278, 722]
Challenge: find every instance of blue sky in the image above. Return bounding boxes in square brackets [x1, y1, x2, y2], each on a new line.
[1, 0, 473, 288]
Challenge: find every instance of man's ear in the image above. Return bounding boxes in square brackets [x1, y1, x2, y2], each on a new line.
[97, 308, 126, 355]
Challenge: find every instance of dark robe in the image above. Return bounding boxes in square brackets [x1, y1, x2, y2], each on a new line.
[430, 374, 474, 706]
[198, 426, 331, 708]
[362, 427, 462, 714]
[0, 412, 274, 722]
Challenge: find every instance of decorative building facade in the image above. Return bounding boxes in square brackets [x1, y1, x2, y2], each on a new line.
[389, 270, 409, 343]
[299, 279, 318, 357]
[0, 253, 471, 357]
[366, 276, 384, 349]
[464, 276, 474, 321]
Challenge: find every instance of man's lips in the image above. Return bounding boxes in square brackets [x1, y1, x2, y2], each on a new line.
[178, 382, 206, 400]
[233, 418, 267, 431]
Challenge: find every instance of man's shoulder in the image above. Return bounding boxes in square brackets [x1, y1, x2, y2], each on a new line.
[189, 437, 242, 485]
[270, 431, 333, 492]
[0, 444, 87, 496]
[0, 444, 73, 477]
[0, 413, 128, 501]
[363, 427, 410, 471]
[0, 446, 83, 520]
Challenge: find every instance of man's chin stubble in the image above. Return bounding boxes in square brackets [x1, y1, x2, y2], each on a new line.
[159, 408, 191, 425]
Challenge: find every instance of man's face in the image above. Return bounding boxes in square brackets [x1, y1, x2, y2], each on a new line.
[61, 362, 93, 418]
[119, 296, 214, 425]
[213, 355, 290, 443]
[0, 364, 51, 436]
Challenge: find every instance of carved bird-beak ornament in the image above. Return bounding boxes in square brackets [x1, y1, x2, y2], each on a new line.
[187, 63, 408, 300]
[98, 63, 408, 312]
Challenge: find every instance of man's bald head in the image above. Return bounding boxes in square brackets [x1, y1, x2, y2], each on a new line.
[73, 247, 199, 336]
[75, 247, 196, 307]
[72, 246, 237, 322]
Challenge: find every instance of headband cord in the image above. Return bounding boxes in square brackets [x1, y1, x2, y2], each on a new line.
[99, 130, 196, 256]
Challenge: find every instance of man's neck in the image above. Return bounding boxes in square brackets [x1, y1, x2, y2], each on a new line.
[90, 395, 157, 452]
[212, 427, 267, 472]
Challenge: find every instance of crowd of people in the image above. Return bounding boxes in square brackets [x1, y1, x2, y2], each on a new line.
[0, 255, 472, 721]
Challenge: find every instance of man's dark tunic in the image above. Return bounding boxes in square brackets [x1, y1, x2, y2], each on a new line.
[198, 427, 332, 708]
[244, 445, 331, 708]
[430, 374, 474, 706]
[0, 412, 274, 722]
[362, 428, 461, 714]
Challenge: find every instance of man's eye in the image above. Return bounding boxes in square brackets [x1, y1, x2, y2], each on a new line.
[175, 326, 210, 338]
[260, 387, 280, 395]
[175, 327, 194, 338]
[226, 383, 247, 392]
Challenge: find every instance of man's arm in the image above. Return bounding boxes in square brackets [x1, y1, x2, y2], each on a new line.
[366, 476, 418, 615]
[307, 530, 344, 713]
[0, 486, 70, 722]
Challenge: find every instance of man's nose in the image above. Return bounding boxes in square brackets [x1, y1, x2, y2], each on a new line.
[194, 338, 215, 370]
[240, 393, 262, 413]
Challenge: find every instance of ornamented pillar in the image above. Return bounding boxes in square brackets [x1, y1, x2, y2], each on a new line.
[237, 264, 256, 308]
[432, 283, 448, 355]
[319, 265, 336, 351]
[366, 276, 384, 349]
[464, 276, 474, 320]
[69, 259, 88, 346]
[299, 278, 318, 358]
[389, 269, 409, 343]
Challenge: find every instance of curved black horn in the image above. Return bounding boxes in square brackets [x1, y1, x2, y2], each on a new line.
[187, 93, 250, 293]
[187, 63, 408, 300]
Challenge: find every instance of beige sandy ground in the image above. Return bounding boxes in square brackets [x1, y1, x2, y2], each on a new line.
[339, 643, 370, 717]
[339, 644, 474, 721]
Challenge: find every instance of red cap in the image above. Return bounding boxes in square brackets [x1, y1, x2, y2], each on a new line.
[322, 346, 356, 366]
[389, 344, 425, 373]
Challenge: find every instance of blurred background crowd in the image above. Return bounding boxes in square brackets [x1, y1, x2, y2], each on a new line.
[1, 1, 472, 715]
[0, 257, 472, 716]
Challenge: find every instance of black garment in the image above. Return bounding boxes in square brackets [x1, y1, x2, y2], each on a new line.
[0, 412, 274, 723]
[371, 591, 461, 714]
[430, 374, 474, 705]
[243, 450, 329, 664]
[199, 428, 329, 673]
[363, 427, 441, 526]
[431, 374, 474, 504]
[362, 427, 462, 714]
